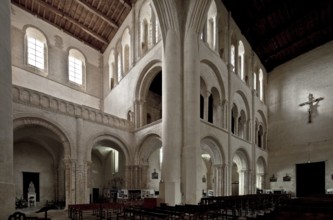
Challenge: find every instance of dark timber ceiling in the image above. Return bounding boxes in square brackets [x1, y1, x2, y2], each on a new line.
[221, 0, 333, 71]
[11, 0, 132, 52]
[11, 0, 333, 71]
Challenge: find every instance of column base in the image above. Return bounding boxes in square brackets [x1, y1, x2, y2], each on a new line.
[159, 180, 181, 206]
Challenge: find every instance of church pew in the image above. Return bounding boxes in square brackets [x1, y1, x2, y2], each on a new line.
[122, 207, 170, 220]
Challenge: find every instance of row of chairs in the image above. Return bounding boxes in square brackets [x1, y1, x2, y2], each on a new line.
[68, 202, 124, 220]
[67, 194, 291, 220]
[120, 195, 291, 220]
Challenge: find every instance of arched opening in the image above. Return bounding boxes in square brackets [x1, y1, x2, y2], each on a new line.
[201, 153, 213, 197]
[208, 94, 213, 123]
[238, 110, 246, 139]
[232, 163, 239, 195]
[256, 157, 266, 191]
[117, 50, 122, 82]
[14, 124, 66, 208]
[253, 71, 257, 92]
[259, 69, 264, 101]
[124, 45, 130, 73]
[201, 138, 224, 197]
[68, 48, 85, 86]
[206, 1, 217, 50]
[258, 125, 263, 148]
[230, 44, 236, 72]
[137, 135, 162, 195]
[146, 71, 162, 125]
[142, 19, 149, 54]
[232, 150, 249, 195]
[90, 140, 126, 203]
[25, 27, 48, 71]
[238, 41, 245, 80]
[231, 104, 238, 134]
[200, 95, 204, 119]
[108, 49, 115, 89]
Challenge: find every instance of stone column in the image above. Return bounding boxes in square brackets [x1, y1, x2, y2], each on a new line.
[213, 164, 222, 196]
[160, 28, 182, 206]
[256, 173, 264, 190]
[53, 165, 58, 201]
[235, 41, 239, 76]
[238, 169, 245, 195]
[133, 165, 139, 189]
[0, 1, 14, 218]
[203, 91, 210, 121]
[214, 101, 222, 127]
[63, 159, 76, 207]
[86, 161, 92, 201]
[223, 100, 228, 129]
[139, 100, 146, 127]
[125, 165, 132, 189]
[131, 1, 136, 67]
[75, 117, 86, 203]
[141, 165, 149, 188]
[134, 100, 140, 128]
[239, 169, 250, 195]
[183, 30, 202, 204]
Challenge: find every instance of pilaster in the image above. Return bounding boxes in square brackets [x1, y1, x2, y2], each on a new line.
[0, 1, 14, 218]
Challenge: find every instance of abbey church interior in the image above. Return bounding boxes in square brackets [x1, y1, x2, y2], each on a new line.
[1, 0, 333, 219]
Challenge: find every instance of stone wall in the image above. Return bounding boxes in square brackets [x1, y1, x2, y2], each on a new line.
[267, 40, 333, 194]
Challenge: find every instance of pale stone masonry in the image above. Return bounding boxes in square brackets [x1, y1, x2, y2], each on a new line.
[0, 0, 332, 219]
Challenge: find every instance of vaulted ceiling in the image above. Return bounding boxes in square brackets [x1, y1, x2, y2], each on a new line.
[11, 0, 333, 72]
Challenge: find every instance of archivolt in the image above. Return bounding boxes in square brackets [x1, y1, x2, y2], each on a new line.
[13, 115, 72, 158]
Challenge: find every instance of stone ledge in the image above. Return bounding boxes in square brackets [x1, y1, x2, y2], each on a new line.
[12, 85, 133, 130]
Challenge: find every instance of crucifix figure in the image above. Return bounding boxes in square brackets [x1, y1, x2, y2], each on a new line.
[299, 93, 324, 123]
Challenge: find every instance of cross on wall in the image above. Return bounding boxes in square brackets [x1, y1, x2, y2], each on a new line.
[299, 93, 324, 123]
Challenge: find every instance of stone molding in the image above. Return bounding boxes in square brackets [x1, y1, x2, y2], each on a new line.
[12, 85, 134, 130]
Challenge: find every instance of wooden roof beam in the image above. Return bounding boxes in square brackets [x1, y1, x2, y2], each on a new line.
[76, 0, 119, 29]
[30, 0, 108, 45]
[119, 0, 131, 9]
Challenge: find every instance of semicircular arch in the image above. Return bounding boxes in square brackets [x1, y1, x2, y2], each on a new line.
[13, 114, 72, 159]
[86, 133, 131, 165]
[136, 133, 162, 165]
[135, 60, 162, 101]
[201, 137, 224, 165]
[200, 60, 226, 100]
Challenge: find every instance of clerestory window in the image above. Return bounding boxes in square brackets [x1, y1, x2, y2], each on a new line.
[68, 49, 85, 86]
[25, 27, 47, 72]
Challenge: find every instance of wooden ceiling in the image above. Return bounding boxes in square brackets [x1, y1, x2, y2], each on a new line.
[12, 0, 333, 71]
[11, 0, 132, 52]
[221, 0, 333, 71]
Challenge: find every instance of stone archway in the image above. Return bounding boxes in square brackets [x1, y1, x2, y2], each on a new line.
[86, 133, 130, 202]
[13, 116, 72, 207]
[136, 134, 162, 193]
[256, 157, 267, 190]
[232, 149, 250, 195]
[134, 61, 162, 128]
[201, 137, 225, 196]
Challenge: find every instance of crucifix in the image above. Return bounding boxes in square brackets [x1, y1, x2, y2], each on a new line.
[299, 93, 324, 123]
